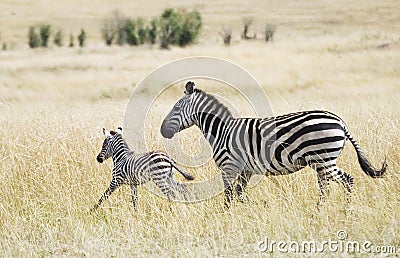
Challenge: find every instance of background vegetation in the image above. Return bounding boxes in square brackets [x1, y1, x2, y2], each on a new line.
[99, 8, 202, 48]
[0, 0, 399, 256]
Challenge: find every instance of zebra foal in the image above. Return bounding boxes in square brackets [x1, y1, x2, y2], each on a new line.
[160, 81, 386, 209]
[91, 127, 194, 211]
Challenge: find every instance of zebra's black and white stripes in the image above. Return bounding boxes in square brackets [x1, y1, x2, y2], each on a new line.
[92, 127, 194, 211]
[160, 81, 386, 208]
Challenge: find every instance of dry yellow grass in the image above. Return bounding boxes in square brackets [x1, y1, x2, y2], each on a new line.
[0, 0, 399, 256]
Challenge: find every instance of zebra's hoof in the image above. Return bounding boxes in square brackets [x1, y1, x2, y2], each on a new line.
[89, 205, 98, 214]
[237, 195, 250, 203]
[345, 206, 355, 217]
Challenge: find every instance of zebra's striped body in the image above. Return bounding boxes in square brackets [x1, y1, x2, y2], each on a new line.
[160, 81, 386, 208]
[92, 127, 194, 211]
[217, 111, 345, 175]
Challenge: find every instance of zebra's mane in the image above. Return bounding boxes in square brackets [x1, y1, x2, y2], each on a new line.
[110, 132, 133, 153]
[194, 89, 233, 119]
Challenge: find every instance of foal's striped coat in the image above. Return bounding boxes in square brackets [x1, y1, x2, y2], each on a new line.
[92, 127, 194, 211]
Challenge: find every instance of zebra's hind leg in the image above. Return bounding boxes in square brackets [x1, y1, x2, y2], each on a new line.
[316, 164, 354, 211]
[175, 182, 191, 201]
[151, 164, 177, 201]
[154, 179, 177, 201]
[331, 166, 354, 207]
[316, 172, 332, 211]
[165, 174, 191, 201]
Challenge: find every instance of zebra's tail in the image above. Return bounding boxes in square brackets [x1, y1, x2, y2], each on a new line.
[164, 156, 194, 180]
[172, 163, 195, 180]
[343, 126, 387, 178]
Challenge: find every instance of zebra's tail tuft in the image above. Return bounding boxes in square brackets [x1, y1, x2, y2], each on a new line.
[356, 152, 387, 178]
[344, 126, 386, 178]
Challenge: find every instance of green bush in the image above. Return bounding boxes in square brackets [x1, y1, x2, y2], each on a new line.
[147, 18, 158, 44]
[101, 10, 125, 46]
[124, 19, 139, 46]
[159, 8, 182, 49]
[99, 8, 200, 48]
[0, 33, 3, 50]
[78, 29, 86, 47]
[136, 18, 147, 44]
[54, 29, 63, 47]
[39, 24, 52, 47]
[115, 13, 126, 45]
[179, 10, 202, 46]
[242, 16, 254, 39]
[219, 27, 232, 46]
[69, 33, 74, 47]
[28, 26, 40, 48]
[265, 23, 277, 42]
[159, 8, 202, 49]
[101, 21, 115, 46]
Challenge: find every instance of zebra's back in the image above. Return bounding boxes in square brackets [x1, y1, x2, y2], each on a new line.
[122, 151, 175, 185]
[221, 110, 347, 175]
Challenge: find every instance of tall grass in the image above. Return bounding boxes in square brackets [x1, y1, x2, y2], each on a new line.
[0, 0, 399, 255]
[0, 84, 398, 256]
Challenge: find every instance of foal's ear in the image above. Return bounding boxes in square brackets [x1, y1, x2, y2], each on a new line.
[116, 127, 122, 134]
[103, 128, 111, 138]
[184, 81, 195, 95]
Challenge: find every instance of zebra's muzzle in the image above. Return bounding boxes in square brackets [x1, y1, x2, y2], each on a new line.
[96, 155, 104, 163]
[160, 127, 175, 139]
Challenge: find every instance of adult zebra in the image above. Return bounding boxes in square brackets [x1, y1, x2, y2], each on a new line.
[92, 127, 194, 212]
[160, 81, 386, 209]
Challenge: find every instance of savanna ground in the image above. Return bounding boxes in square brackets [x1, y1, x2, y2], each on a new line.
[0, 0, 399, 256]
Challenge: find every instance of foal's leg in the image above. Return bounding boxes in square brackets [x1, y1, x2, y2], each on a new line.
[91, 178, 122, 212]
[131, 185, 138, 208]
[169, 178, 191, 201]
[152, 166, 177, 200]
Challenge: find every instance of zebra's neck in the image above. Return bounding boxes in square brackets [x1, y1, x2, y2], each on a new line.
[111, 137, 131, 166]
[193, 91, 233, 149]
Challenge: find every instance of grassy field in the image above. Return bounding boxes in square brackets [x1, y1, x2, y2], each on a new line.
[0, 0, 399, 256]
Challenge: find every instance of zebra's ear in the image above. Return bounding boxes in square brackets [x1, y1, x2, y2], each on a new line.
[184, 81, 195, 95]
[103, 128, 111, 138]
[116, 127, 122, 134]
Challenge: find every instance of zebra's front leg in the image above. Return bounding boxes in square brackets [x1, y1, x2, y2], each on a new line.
[131, 185, 138, 208]
[236, 171, 251, 202]
[91, 179, 121, 212]
[222, 170, 239, 209]
[91, 187, 114, 212]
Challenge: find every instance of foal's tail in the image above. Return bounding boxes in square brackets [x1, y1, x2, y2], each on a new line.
[172, 163, 195, 180]
[164, 155, 195, 180]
